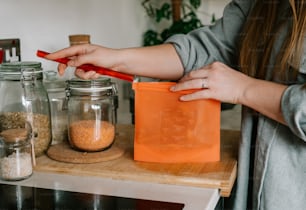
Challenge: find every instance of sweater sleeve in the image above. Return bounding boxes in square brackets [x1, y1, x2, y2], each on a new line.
[165, 0, 253, 73]
[281, 84, 306, 141]
[281, 46, 306, 141]
[281, 83, 306, 141]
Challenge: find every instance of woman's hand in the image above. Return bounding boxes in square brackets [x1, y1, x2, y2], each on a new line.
[171, 61, 288, 124]
[170, 61, 253, 104]
[45, 44, 120, 79]
[45, 43, 184, 81]
[45, 43, 184, 80]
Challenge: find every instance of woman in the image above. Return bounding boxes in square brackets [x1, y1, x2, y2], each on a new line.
[46, 0, 306, 209]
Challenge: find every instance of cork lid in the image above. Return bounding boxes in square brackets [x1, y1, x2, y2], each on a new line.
[0, 128, 28, 143]
[69, 34, 91, 45]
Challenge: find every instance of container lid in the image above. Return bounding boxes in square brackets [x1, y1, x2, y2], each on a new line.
[43, 70, 66, 92]
[0, 128, 29, 143]
[67, 77, 112, 88]
[69, 34, 91, 45]
[66, 77, 117, 96]
[0, 61, 43, 80]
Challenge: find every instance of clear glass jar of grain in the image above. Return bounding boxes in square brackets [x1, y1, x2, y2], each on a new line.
[0, 128, 33, 181]
[0, 62, 51, 157]
[65, 77, 118, 152]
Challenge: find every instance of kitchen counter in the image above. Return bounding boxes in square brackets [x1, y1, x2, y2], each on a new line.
[0, 124, 240, 210]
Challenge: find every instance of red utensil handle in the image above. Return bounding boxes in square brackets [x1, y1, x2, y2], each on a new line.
[36, 50, 134, 82]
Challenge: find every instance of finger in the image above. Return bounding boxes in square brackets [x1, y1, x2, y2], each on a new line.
[170, 78, 207, 91]
[58, 63, 68, 76]
[179, 67, 211, 82]
[201, 78, 209, 89]
[75, 69, 99, 80]
[75, 68, 87, 79]
[45, 45, 86, 60]
[67, 52, 94, 67]
[83, 71, 97, 80]
[91, 73, 101, 80]
[179, 90, 212, 101]
[85, 71, 101, 80]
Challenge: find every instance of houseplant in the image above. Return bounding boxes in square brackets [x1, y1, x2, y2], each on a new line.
[142, 0, 205, 46]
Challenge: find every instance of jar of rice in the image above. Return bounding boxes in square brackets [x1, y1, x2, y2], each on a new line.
[0, 128, 33, 181]
[65, 77, 118, 152]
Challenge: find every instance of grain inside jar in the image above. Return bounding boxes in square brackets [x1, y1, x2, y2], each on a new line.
[0, 128, 33, 181]
[69, 120, 115, 152]
[0, 112, 51, 157]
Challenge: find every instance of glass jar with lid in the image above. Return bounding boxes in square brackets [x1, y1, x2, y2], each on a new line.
[0, 128, 33, 181]
[65, 77, 118, 152]
[43, 70, 68, 145]
[0, 62, 51, 157]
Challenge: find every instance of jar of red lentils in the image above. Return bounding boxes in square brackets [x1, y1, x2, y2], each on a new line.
[65, 77, 118, 152]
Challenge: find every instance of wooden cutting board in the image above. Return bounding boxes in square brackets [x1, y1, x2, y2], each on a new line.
[35, 124, 239, 197]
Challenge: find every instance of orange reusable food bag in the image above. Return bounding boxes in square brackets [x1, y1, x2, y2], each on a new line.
[132, 82, 221, 163]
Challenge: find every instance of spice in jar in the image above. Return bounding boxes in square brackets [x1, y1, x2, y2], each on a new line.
[0, 128, 33, 181]
[69, 120, 115, 152]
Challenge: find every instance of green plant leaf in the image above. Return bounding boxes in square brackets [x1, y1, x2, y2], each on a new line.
[188, 0, 201, 9]
[142, 0, 156, 18]
[155, 3, 171, 22]
[143, 30, 163, 46]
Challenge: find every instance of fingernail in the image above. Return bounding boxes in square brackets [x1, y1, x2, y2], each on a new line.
[59, 70, 64, 76]
[67, 60, 74, 66]
[170, 86, 176, 91]
[180, 96, 186, 101]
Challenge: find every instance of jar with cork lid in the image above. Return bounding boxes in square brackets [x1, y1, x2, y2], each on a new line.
[0, 128, 33, 181]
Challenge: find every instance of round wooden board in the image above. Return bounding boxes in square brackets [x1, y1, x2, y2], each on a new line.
[47, 142, 124, 164]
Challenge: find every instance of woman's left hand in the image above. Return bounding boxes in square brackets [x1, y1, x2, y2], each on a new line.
[170, 61, 253, 104]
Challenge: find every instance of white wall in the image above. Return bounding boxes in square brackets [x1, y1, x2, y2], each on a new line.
[0, 0, 147, 72]
[0, 0, 230, 123]
[198, 0, 231, 25]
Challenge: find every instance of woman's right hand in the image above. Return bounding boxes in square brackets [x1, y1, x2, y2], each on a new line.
[45, 44, 120, 79]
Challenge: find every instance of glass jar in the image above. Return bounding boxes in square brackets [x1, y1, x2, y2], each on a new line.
[0, 128, 33, 181]
[65, 77, 117, 152]
[43, 70, 68, 145]
[0, 62, 51, 157]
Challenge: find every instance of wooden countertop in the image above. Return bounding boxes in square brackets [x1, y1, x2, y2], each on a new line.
[35, 124, 239, 197]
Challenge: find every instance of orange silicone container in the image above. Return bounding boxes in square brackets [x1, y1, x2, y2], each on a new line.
[132, 82, 221, 163]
